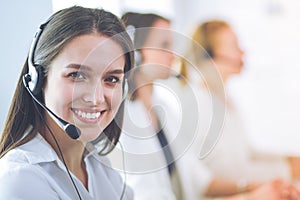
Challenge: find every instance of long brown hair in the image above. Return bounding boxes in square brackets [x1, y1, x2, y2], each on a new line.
[0, 6, 134, 157]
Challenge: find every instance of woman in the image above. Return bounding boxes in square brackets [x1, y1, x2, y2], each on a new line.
[0, 6, 134, 199]
[180, 20, 300, 199]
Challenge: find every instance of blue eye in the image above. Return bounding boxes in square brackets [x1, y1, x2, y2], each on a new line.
[68, 72, 85, 80]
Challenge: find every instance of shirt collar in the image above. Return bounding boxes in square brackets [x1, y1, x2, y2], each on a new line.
[17, 131, 109, 167]
[16, 133, 58, 164]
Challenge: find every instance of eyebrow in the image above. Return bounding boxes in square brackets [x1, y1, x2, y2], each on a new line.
[65, 64, 91, 71]
[65, 64, 124, 74]
[106, 69, 124, 75]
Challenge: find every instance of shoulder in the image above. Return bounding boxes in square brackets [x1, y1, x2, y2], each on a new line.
[0, 148, 30, 172]
[0, 158, 57, 199]
[0, 145, 68, 199]
[0, 159, 46, 183]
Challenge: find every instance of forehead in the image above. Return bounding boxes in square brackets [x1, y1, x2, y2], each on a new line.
[152, 18, 170, 29]
[143, 19, 172, 47]
[56, 33, 125, 70]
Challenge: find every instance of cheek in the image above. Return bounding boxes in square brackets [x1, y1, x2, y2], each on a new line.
[228, 50, 244, 67]
[152, 50, 173, 66]
[108, 89, 123, 112]
[163, 51, 174, 66]
[44, 81, 74, 117]
[61, 92, 74, 118]
[143, 50, 156, 62]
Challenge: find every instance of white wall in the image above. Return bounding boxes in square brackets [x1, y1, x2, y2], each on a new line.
[0, 1, 53, 130]
[172, 0, 300, 155]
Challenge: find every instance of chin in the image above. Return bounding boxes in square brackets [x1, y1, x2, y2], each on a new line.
[79, 127, 104, 143]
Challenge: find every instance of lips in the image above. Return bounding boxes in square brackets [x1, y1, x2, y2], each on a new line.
[72, 108, 105, 123]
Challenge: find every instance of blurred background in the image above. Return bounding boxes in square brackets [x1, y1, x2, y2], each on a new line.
[1, 0, 300, 156]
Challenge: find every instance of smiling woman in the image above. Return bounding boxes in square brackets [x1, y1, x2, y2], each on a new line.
[0, 6, 134, 200]
[44, 34, 126, 142]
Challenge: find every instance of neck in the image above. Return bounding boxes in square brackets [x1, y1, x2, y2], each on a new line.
[135, 71, 154, 109]
[40, 113, 88, 187]
[134, 71, 162, 131]
[136, 88, 160, 132]
[196, 60, 227, 104]
[213, 58, 233, 83]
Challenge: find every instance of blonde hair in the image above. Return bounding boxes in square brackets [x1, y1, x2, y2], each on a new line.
[180, 20, 229, 86]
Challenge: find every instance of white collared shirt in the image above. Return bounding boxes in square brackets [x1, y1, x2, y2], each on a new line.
[118, 99, 176, 200]
[0, 134, 133, 200]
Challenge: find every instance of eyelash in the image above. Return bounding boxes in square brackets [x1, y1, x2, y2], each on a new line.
[68, 72, 86, 80]
[104, 76, 121, 85]
[67, 72, 122, 86]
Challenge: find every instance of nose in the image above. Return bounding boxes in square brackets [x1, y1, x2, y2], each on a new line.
[83, 83, 105, 105]
[238, 46, 244, 56]
[240, 49, 244, 56]
[94, 84, 105, 104]
[93, 84, 105, 105]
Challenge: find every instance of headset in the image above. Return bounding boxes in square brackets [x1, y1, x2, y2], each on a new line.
[23, 15, 129, 140]
[23, 13, 128, 200]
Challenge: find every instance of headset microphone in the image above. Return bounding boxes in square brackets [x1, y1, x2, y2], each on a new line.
[23, 70, 81, 140]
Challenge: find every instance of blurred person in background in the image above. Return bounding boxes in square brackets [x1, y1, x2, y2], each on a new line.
[179, 19, 300, 200]
[110, 12, 300, 200]
[113, 12, 184, 200]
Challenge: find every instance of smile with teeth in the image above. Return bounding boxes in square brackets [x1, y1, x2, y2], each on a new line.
[74, 109, 102, 120]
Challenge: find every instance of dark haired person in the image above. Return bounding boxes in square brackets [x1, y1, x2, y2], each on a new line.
[0, 6, 134, 199]
[117, 12, 182, 200]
